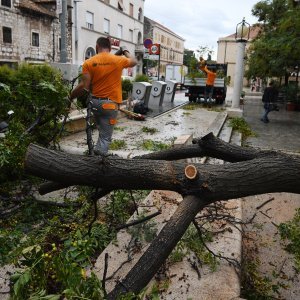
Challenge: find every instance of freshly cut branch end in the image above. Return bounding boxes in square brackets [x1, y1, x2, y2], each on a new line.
[184, 164, 198, 180]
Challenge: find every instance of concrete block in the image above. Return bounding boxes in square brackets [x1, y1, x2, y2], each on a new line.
[226, 108, 243, 118]
[173, 134, 193, 148]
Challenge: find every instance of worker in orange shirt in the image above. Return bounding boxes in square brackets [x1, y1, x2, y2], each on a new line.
[70, 37, 137, 155]
[203, 65, 217, 104]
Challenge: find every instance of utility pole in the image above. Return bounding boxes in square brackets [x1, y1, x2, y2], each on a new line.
[60, 0, 68, 63]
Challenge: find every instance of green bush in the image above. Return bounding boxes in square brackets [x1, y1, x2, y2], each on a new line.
[279, 208, 300, 271]
[134, 74, 150, 82]
[122, 78, 133, 100]
[0, 63, 69, 183]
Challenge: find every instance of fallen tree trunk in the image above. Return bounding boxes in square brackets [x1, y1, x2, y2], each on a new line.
[37, 132, 281, 195]
[25, 144, 300, 201]
[24, 134, 300, 297]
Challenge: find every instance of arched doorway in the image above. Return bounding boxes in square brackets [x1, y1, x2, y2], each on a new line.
[84, 47, 96, 60]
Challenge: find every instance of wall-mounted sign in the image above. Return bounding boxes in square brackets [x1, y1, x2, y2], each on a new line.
[109, 37, 120, 47]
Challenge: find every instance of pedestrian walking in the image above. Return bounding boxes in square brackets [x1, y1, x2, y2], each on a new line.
[261, 81, 279, 123]
[251, 78, 256, 92]
[69, 37, 137, 155]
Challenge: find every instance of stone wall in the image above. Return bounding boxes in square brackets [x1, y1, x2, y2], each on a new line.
[0, 3, 72, 64]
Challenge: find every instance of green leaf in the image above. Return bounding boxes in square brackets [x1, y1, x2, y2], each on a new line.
[0, 82, 11, 94]
[14, 270, 31, 295]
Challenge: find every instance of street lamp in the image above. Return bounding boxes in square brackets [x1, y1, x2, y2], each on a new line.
[231, 18, 250, 109]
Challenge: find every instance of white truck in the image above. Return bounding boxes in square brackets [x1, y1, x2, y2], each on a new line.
[165, 65, 187, 87]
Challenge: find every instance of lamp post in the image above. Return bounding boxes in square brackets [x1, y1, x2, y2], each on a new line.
[231, 18, 250, 109]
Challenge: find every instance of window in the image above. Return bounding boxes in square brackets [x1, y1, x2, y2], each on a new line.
[104, 18, 110, 34]
[32, 32, 39, 47]
[118, 0, 124, 11]
[3, 27, 12, 43]
[129, 29, 133, 42]
[1, 0, 11, 7]
[129, 3, 133, 17]
[117, 24, 123, 39]
[86, 11, 94, 30]
[58, 37, 61, 51]
[138, 7, 142, 21]
[85, 47, 95, 59]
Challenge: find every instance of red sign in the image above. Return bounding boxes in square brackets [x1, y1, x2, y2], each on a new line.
[149, 43, 160, 55]
[109, 37, 120, 47]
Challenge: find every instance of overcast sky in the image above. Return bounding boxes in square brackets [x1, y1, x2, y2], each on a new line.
[144, 0, 259, 57]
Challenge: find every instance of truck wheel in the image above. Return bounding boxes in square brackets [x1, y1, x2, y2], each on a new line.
[189, 96, 196, 102]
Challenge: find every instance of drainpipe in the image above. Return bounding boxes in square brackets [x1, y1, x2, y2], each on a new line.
[60, 0, 68, 62]
[74, 0, 81, 64]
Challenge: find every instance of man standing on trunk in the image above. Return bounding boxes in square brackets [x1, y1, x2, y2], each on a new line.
[70, 37, 137, 155]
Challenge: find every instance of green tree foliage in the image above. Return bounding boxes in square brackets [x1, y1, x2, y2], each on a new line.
[0, 64, 69, 183]
[184, 49, 204, 80]
[196, 46, 214, 63]
[246, 0, 300, 79]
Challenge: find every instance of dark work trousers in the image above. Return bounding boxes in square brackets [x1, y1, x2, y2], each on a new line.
[91, 98, 118, 155]
[204, 85, 214, 103]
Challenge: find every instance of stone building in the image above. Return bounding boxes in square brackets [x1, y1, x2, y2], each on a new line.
[143, 16, 185, 78]
[0, 0, 72, 66]
[72, 0, 145, 77]
[217, 26, 261, 87]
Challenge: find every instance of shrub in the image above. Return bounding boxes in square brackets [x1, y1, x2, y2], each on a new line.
[122, 79, 133, 100]
[0, 63, 69, 183]
[134, 74, 150, 82]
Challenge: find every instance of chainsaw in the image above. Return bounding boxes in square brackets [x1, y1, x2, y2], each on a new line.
[119, 107, 145, 121]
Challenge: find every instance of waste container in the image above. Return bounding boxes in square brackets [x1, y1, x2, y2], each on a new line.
[163, 80, 178, 103]
[132, 81, 152, 104]
[147, 81, 167, 108]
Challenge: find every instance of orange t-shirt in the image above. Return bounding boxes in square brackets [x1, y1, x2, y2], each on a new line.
[204, 66, 216, 86]
[82, 53, 131, 103]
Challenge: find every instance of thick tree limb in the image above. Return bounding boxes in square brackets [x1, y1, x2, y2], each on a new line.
[38, 132, 280, 195]
[137, 132, 277, 162]
[107, 195, 209, 299]
[25, 143, 300, 201]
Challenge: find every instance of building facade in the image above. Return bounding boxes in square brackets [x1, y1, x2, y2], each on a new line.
[217, 26, 260, 87]
[72, 0, 145, 77]
[144, 16, 185, 78]
[0, 0, 72, 66]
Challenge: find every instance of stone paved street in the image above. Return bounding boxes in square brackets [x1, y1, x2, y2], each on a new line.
[241, 91, 300, 299]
